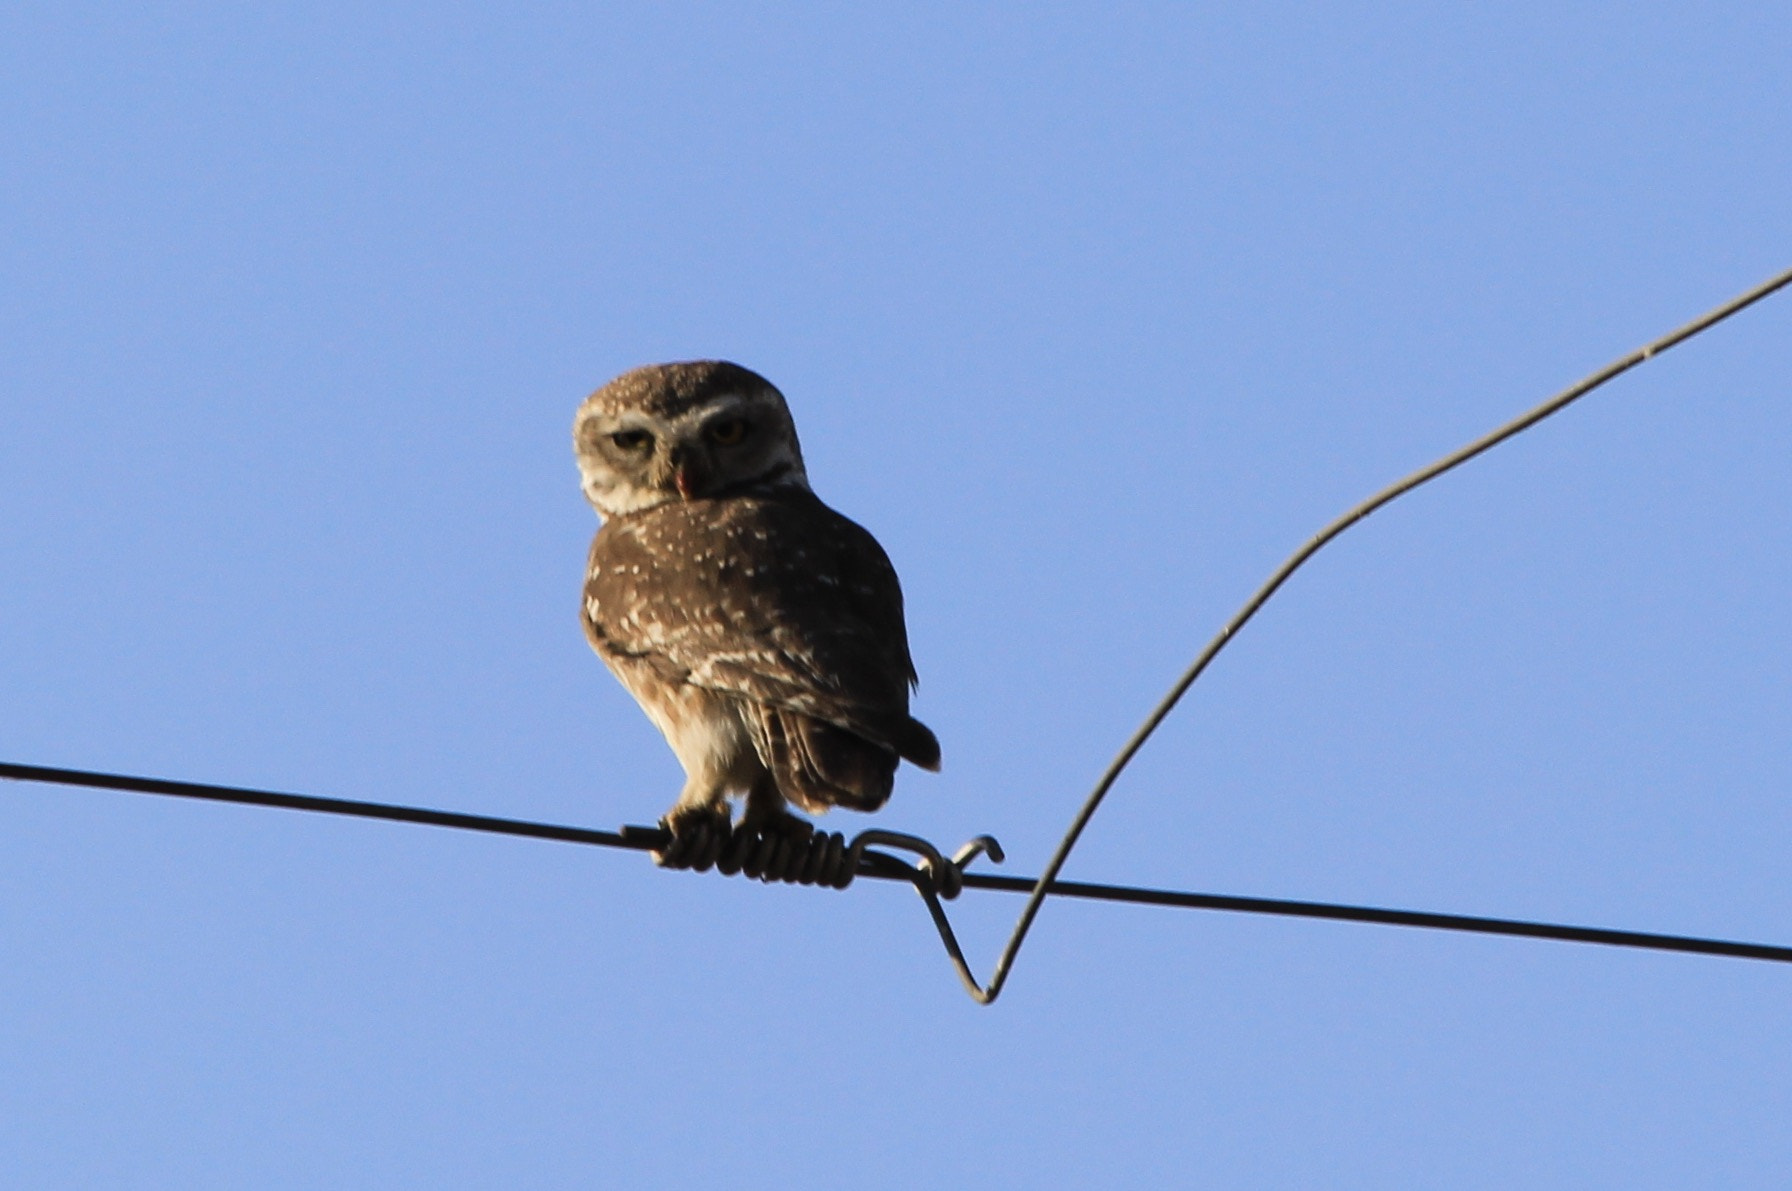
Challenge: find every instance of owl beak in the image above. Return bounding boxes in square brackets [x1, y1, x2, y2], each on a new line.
[668, 448, 708, 500]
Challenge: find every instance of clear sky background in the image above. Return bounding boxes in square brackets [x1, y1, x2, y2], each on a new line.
[4, 4, 1790, 1187]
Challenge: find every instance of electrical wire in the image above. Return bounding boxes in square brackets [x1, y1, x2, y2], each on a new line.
[6, 760, 1792, 988]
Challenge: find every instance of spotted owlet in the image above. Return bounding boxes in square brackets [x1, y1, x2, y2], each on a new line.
[573, 361, 940, 852]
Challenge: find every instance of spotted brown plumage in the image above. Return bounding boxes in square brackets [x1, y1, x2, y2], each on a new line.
[573, 361, 938, 844]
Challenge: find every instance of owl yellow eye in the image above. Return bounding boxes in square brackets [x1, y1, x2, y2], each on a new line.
[610, 429, 653, 452]
[706, 418, 750, 446]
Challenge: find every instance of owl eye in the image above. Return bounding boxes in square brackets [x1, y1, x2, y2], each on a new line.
[706, 417, 750, 446]
[610, 429, 653, 453]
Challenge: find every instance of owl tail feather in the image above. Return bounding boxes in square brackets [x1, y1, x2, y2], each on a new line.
[895, 717, 941, 772]
[748, 705, 891, 813]
[748, 704, 940, 813]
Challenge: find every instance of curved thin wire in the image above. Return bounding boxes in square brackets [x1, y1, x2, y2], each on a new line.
[967, 265, 1792, 1005]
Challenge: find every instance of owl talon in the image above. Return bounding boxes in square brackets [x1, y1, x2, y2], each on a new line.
[653, 806, 731, 870]
[690, 829, 725, 873]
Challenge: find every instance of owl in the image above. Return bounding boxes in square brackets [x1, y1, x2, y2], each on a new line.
[573, 361, 940, 856]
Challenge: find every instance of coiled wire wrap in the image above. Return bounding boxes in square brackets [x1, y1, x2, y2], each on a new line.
[624, 819, 859, 886]
[622, 818, 1009, 997]
[621, 819, 1005, 897]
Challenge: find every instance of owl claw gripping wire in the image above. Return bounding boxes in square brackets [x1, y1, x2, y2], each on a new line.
[646, 811, 731, 872]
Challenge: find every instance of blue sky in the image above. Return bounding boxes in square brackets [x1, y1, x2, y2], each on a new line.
[4, 4, 1791, 1186]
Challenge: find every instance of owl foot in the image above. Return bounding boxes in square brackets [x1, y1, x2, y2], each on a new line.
[718, 809, 809, 880]
[652, 803, 733, 872]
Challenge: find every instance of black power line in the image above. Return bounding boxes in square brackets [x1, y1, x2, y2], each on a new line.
[7, 761, 1792, 995]
[0, 761, 638, 851]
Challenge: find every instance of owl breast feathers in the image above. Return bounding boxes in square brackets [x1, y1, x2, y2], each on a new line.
[576, 360, 938, 831]
[584, 487, 939, 813]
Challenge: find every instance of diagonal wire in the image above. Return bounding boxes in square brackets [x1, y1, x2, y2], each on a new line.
[7, 760, 1792, 977]
[965, 264, 1792, 1004]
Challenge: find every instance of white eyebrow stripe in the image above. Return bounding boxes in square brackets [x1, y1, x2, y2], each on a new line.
[665, 391, 771, 433]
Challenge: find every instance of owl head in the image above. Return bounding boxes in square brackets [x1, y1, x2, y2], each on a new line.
[573, 361, 811, 518]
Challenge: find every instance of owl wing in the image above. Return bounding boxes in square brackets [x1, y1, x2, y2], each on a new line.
[583, 490, 939, 773]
